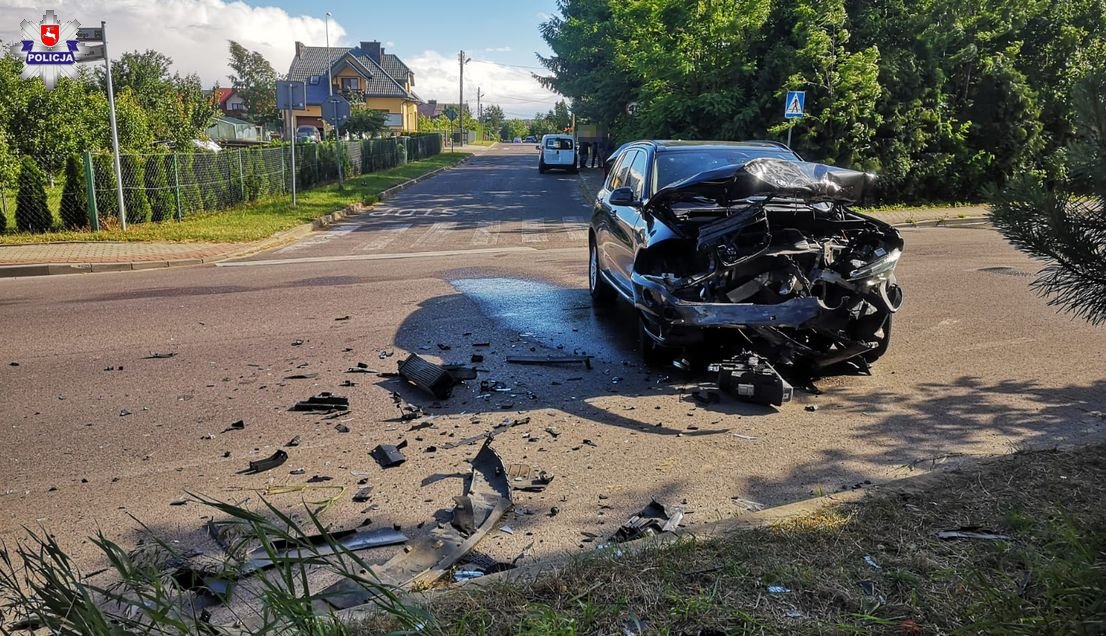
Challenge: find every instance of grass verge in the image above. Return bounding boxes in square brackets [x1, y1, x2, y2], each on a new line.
[368, 443, 1106, 635]
[0, 153, 470, 245]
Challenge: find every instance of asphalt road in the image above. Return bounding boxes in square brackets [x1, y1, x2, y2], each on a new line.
[2, 143, 1104, 578]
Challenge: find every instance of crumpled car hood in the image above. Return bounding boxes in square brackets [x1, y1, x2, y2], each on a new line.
[648, 158, 876, 215]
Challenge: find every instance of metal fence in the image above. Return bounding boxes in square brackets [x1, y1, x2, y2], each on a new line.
[1, 134, 443, 234]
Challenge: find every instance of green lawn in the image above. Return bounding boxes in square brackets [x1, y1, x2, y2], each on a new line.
[0, 153, 469, 244]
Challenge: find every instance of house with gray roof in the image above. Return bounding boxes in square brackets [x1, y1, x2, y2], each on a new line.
[286, 40, 422, 134]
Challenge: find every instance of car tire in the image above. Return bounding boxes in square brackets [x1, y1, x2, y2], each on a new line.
[588, 238, 615, 305]
[538, 160, 547, 174]
[569, 164, 579, 174]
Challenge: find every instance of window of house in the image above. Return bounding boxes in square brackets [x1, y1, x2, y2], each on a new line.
[342, 77, 359, 91]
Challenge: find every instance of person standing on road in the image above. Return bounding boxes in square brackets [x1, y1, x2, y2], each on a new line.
[578, 141, 590, 170]
[591, 140, 601, 168]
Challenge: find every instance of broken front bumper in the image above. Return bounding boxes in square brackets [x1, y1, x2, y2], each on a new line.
[632, 273, 837, 330]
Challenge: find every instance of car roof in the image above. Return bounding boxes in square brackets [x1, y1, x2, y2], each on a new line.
[541, 133, 573, 139]
[630, 140, 792, 151]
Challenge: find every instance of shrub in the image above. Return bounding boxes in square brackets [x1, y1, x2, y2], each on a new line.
[145, 155, 176, 223]
[15, 156, 51, 233]
[59, 154, 87, 230]
[120, 154, 151, 224]
[92, 153, 118, 219]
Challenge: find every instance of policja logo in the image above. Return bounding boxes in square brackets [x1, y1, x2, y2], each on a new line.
[11, 10, 103, 90]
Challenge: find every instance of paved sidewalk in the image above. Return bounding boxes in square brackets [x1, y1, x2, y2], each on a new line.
[0, 241, 244, 265]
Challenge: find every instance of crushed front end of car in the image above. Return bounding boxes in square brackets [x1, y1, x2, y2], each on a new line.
[632, 158, 903, 370]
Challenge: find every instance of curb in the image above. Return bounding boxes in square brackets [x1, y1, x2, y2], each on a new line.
[0, 156, 473, 279]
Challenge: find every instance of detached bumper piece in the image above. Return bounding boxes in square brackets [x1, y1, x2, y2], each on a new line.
[709, 352, 794, 407]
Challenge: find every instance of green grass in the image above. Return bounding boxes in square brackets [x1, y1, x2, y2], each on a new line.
[0, 153, 469, 245]
[858, 201, 986, 214]
[359, 443, 1106, 635]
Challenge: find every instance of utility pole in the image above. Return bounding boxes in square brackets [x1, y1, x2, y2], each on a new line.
[325, 11, 342, 186]
[458, 50, 465, 146]
[101, 21, 126, 230]
[476, 87, 483, 140]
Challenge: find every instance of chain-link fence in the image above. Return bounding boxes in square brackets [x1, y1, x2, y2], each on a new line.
[0, 133, 444, 234]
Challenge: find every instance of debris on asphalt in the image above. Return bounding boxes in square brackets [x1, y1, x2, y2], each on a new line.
[371, 441, 408, 468]
[290, 392, 349, 413]
[479, 380, 510, 394]
[291, 339, 304, 346]
[283, 373, 318, 380]
[223, 420, 246, 432]
[391, 392, 424, 421]
[691, 390, 721, 404]
[507, 464, 554, 493]
[353, 486, 373, 502]
[285, 436, 302, 447]
[306, 475, 332, 483]
[335, 315, 351, 321]
[507, 354, 593, 370]
[936, 528, 1011, 541]
[119, 409, 131, 417]
[710, 352, 794, 406]
[408, 419, 434, 432]
[470, 353, 484, 363]
[805, 404, 819, 412]
[323, 439, 512, 608]
[346, 362, 376, 373]
[244, 450, 288, 474]
[144, 352, 177, 359]
[231, 527, 407, 578]
[398, 353, 458, 400]
[441, 416, 530, 450]
[334, 423, 350, 433]
[378, 349, 394, 359]
[613, 499, 685, 542]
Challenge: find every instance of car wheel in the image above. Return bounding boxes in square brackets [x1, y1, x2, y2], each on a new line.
[538, 160, 547, 174]
[588, 238, 615, 305]
[638, 314, 671, 366]
[861, 314, 893, 364]
[570, 165, 579, 174]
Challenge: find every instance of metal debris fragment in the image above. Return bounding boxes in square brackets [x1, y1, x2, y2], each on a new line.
[398, 354, 458, 399]
[371, 441, 408, 468]
[507, 354, 593, 370]
[613, 499, 685, 542]
[290, 393, 349, 413]
[244, 450, 288, 474]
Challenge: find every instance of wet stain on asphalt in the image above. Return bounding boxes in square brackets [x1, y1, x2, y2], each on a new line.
[449, 277, 639, 363]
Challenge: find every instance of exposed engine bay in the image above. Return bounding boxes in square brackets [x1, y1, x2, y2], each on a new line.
[632, 158, 904, 370]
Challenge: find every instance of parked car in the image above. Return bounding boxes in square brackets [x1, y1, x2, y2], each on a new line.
[296, 125, 320, 143]
[523, 135, 537, 143]
[538, 133, 578, 174]
[588, 140, 903, 369]
[513, 137, 523, 143]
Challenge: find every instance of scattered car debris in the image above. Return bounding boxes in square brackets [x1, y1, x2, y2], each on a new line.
[936, 528, 1011, 541]
[346, 362, 376, 373]
[441, 417, 530, 450]
[291, 339, 304, 346]
[290, 393, 349, 413]
[767, 585, 791, 594]
[710, 352, 794, 406]
[119, 409, 131, 417]
[285, 436, 302, 447]
[223, 420, 246, 432]
[353, 486, 373, 502]
[244, 450, 288, 474]
[323, 439, 512, 608]
[864, 555, 882, 570]
[144, 352, 177, 359]
[471, 354, 485, 363]
[284, 373, 318, 380]
[507, 464, 555, 492]
[398, 354, 458, 400]
[479, 380, 511, 393]
[335, 315, 351, 321]
[507, 354, 593, 370]
[334, 423, 350, 433]
[306, 475, 333, 483]
[453, 570, 484, 582]
[443, 364, 479, 381]
[378, 349, 394, 359]
[805, 404, 819, 412]
[371, 441, 408, 468]
[391, 392, 424, 421]
[613, 499, 684, 542]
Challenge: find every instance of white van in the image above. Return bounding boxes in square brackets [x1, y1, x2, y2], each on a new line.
[538, 134, 578, 174]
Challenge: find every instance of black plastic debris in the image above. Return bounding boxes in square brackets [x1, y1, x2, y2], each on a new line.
[441, 416, 530, 450]
[286, 436, 302, 447]
[223, 420, 246, 432]
[507, 354, 593, 370]
[145, 352, 177, 359]
[353, 486, 373, 502]
[442, 365, 478, 381]
[306, 475, 333, 483]
[508, 464, 554, 493]
[371, 440, 408, 468]
[335, 315, 351, 321]
[290, 392, 349, 413]
[709, 352, 794, 406]
[244, 450, 288, 475]
[398, 354, 457, 400]
[479, 380, 510, 393]
[284, 373, 318, 380]
[346, 362, 376, 373]
[291, 339, 304, 346]
[470, 354, 485, 363]
[335, 423, 350, 433]
[614, 499, 685, 542]
[391, 392, 425, 421]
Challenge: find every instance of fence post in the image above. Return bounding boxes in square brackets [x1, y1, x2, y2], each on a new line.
[280, 146, 287, 193]
[171, 153, 183, 222]
[237, 150, 246, 201]
[82, 151, 99, 231]
[314, 144, 320, 184]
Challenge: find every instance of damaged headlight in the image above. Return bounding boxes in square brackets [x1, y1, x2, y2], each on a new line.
[848, 248, 901, 282]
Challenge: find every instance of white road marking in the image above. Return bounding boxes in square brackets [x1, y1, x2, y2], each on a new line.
[471, 221, 499, 246]
[522, 220, 548, 243]
[409, 221, 458, 249]
[357, 224, 411, 251]
[275, 224, 358, 252]
[562, 216, 588, 241]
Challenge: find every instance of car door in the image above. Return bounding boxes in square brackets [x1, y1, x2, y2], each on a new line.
[608, 149, 650, 290]
[594, 149, 635, 294]
[544, 137, 563, 165]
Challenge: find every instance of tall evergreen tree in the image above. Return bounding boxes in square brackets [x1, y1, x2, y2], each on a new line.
[120, 155, 151, 224]
[15, 157, 51, 233]
[145, 155, 175, 222]
[59, 154, 87, 230]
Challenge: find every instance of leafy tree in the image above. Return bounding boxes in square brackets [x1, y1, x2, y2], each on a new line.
[481, 104, 506, 137]
[346, 107, 388, 137]
[92, 153, 119, 219]
[59, 154, 87, 230]
[228, 41, 280, 126]
[15, 157, 51, 233]
[178, 153, 203, 214]
[500, 119, 529, 141]
[145, 155, 176, 222]
[991, 70, 1106, 324]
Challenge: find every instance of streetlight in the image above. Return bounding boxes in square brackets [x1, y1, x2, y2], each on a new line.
[459, 51, 471, 146]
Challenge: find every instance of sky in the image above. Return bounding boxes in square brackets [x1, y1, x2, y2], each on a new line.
[0, 0, 564, 118]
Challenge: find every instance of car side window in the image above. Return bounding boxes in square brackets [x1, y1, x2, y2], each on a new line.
[608, 150, 637, 191]
[626, 150, 649, 199]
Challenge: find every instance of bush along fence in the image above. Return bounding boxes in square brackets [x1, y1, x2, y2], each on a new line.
[1, 133, 443, 234]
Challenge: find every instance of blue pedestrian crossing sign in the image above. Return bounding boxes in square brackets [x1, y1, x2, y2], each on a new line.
[785, 91, 806, 119]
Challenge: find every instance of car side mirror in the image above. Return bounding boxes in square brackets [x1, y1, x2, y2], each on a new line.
[608, 186, 640, 207]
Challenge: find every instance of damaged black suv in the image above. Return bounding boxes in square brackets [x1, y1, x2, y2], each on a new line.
[588, 140, 903, 370]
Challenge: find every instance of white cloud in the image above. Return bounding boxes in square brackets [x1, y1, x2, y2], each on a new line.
[484, 46, 512, 53]
[407, 49, 562, 119]
[0, 0, 348, 86]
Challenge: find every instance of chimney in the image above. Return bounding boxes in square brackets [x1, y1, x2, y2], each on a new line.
[428, 99, 437, 106]
[295, 41, 304, 58]
[361, 41, 382, 64]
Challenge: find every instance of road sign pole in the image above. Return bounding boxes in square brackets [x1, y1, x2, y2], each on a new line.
[83, 151, 99, 231]
[101, 21, 126, 230]
[288, 85, 297, 207]
[787, 125, 793, 149]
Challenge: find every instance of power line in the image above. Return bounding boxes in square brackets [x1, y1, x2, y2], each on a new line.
[470, 58, 549, 72]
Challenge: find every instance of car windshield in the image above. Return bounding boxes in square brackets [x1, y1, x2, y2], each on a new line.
[545, 138, 574, 150]
[655, 147, 798, 190]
